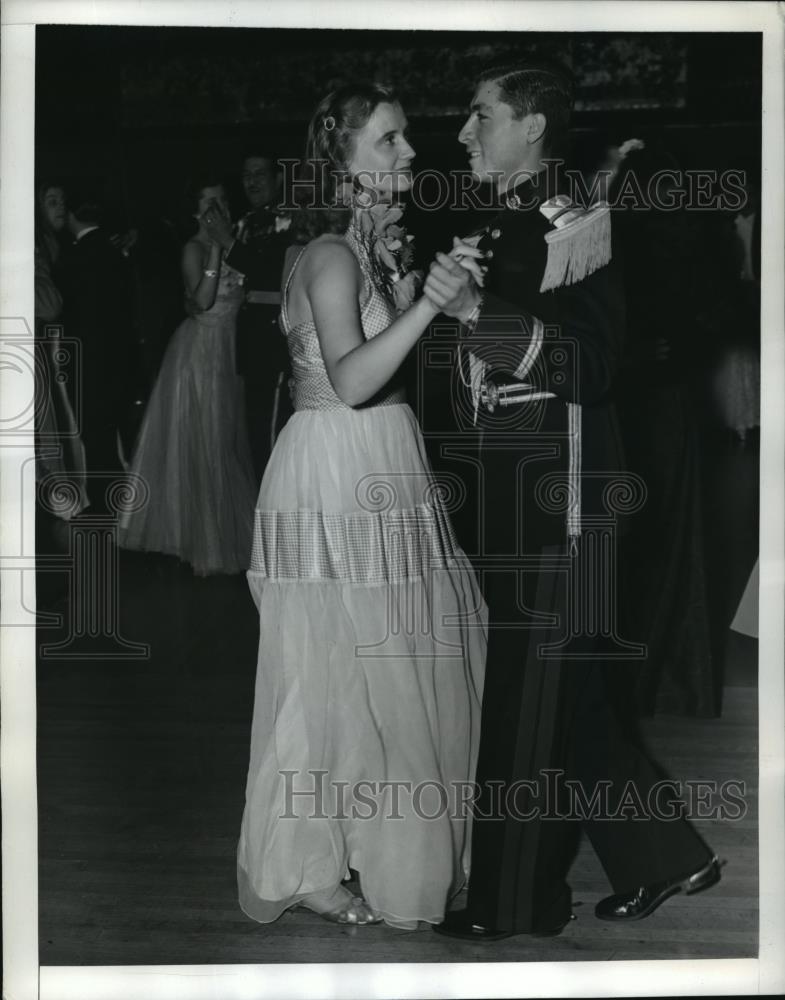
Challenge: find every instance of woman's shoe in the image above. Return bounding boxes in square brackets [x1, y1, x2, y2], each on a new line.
[297, 885, 382, 925]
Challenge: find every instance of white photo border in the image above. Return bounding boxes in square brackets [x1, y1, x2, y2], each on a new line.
[2, 2, 783, 998]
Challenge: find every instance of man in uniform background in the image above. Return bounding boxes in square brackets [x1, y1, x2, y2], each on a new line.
[206, 148, 292, 484]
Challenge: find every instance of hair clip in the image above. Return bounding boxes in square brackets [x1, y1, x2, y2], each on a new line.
[323, 116, 336, 132]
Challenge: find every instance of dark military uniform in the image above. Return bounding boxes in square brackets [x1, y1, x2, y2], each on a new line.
[457, 169, 713, 934]
[225, 207, 292, 484]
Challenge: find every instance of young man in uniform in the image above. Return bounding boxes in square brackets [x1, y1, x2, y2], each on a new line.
[424, 62, 721, 940]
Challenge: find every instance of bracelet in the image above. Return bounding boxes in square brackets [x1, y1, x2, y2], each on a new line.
[203, 269, 218, 278]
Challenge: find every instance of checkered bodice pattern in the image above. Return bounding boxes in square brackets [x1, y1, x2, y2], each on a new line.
[280, 224, 405, 411]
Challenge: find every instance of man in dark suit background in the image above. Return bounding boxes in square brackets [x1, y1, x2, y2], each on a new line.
[424, 61, 721, 940]
[59, 186, 134, 509]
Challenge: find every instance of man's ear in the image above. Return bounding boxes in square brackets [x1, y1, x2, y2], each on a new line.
[525, 112, 547, 145]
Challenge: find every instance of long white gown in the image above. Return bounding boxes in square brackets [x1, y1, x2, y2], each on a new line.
[237, 223, 487, 929]
[118, 259, 257, 575]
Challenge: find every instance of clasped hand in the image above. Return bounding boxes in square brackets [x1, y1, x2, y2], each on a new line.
[423, 236, 485, 324]
[201, 198, 233, 249]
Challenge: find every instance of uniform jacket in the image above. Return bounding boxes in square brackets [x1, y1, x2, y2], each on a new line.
[225, 206, 292, 380]
[463, 168, 627, 550]
[225, 205, 291, 294]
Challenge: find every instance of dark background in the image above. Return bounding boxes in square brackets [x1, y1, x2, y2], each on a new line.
[36, 26, 762, 221]
[35, 26, 762, 378]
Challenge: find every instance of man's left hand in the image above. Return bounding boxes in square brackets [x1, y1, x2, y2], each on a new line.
[424, 251, 481, 323]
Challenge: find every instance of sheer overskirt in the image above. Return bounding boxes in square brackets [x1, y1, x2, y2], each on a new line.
[238, 404, 487, 929]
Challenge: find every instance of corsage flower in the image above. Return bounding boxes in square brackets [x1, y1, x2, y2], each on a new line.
[357, 202, 424, 313]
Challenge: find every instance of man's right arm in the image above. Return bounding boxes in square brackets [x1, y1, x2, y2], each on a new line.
[463, 260, 624, 407]
[427, 245, 624, 407]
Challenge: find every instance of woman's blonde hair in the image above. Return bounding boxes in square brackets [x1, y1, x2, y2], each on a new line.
[291, 82, 398, 243]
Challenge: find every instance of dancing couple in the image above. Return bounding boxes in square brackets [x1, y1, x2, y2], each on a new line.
[235, 62, 721, 936]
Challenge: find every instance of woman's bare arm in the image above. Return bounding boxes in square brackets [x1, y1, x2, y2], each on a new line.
[182, 240, 222, 313]
[301, 240, 439, 407]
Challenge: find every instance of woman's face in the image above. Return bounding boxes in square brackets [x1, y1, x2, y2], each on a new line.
[197, 184, 230, 222]
[347, 102, 415, 202]
[41, 187, 66, 232]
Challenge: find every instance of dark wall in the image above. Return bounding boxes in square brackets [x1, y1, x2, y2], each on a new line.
[36, 26, 761, 230]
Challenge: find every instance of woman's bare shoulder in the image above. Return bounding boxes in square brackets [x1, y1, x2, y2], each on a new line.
[182, 238, 205, 260]
[301, 234, 355, 265]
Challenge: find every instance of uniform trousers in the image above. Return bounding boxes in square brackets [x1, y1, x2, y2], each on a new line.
[466, 536, 712, 933]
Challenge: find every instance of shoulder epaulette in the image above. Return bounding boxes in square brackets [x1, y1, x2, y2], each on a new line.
[538, 195, 611, 292]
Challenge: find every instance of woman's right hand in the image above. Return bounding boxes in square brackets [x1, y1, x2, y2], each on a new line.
[201, 199, 233, 249]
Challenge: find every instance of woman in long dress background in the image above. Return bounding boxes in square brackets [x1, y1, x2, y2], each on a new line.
[118, 175, 257, 576]
[237, 84, 487, 929]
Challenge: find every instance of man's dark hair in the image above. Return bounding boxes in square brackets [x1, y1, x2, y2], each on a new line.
[478, 61, 575, 155]
[240, 146, 281, 170]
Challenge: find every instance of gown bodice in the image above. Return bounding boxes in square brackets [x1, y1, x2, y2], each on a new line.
[280, 224, 405, 411]
[195, 259, 245, 326]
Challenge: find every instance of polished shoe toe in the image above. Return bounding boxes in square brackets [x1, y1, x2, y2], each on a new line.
[433, 909, 573, 941]
[432, 910, 513, 941]
[595, 856, 723, 921]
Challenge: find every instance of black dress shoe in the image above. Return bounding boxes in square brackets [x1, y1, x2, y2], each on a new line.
[433, 909, 573, 941]
[595, 855, 723, 921]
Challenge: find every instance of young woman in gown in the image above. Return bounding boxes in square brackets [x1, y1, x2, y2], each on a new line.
[118, 177, 257, 576]
[237, 85, 487, 929]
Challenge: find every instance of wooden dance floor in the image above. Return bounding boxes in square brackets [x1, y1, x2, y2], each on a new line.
[36, 435, 759, 967]
[35, 568, 757, 967]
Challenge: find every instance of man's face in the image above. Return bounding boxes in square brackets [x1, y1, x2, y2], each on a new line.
[458, 81, 531, 191]
[242, 157, 279, 209]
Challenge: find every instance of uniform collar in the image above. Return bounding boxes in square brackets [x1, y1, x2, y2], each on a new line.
[503, 163, 563, 211]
